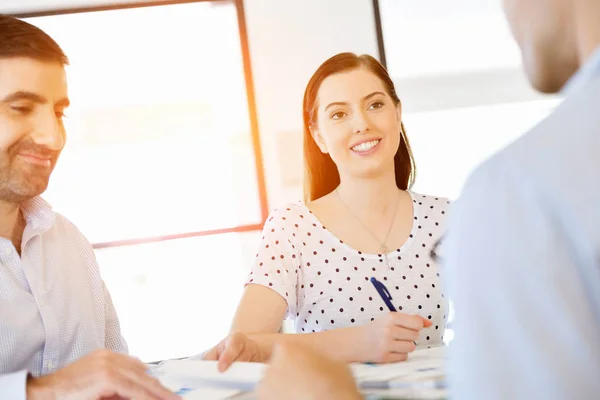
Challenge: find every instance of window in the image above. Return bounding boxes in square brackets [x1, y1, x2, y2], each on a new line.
[96, 231, 260, 361]
[377, 0, 562, 199]
[25, 0, 266, 361]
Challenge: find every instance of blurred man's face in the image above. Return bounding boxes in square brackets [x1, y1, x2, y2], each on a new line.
[0, 57, 68, 204]
[503, 0, 579, 93]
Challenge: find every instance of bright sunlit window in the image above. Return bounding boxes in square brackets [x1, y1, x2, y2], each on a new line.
[379, 0, 562, 199]
[26, 1, 264, 361]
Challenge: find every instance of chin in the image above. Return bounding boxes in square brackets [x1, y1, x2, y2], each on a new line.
[352, 163, 390, 179]
[524, 49, 579, 94]
[527, 69, 568, 94]
[9, 181, 50, 203]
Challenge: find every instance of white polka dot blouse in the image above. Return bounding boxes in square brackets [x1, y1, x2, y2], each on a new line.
[246, 191, 450, 347]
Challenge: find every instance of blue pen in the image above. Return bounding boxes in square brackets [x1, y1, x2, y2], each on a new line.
[370, 277, 396, 311]
[370, 277, 418, 346]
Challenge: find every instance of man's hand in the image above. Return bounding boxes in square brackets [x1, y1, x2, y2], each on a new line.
[203, 332, 269, 372]
[257, 342, 363, 400]
[26, 349, 180, 400]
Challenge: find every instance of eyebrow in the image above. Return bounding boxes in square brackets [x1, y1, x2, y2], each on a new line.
[1, 90, 70, 108]
[324, 91, 386, 112]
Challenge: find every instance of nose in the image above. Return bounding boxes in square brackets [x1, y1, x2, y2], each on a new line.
[31, 109, 66, 151]
[351, 109, 371, 134]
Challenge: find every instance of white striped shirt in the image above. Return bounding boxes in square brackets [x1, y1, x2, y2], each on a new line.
[0, 197, 127, 400]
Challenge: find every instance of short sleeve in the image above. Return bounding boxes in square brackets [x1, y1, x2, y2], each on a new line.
[246, 207, 301, 317]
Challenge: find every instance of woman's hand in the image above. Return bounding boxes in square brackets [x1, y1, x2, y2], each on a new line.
[353, 312, 431, 363]
[203, 332, 270, 372]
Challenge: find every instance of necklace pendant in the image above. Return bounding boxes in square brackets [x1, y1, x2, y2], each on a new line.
[380, 244, 388, 254]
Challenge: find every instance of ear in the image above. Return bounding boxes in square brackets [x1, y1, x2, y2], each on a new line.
[310, 125, 329, 154]
[396, 101, 403, 123]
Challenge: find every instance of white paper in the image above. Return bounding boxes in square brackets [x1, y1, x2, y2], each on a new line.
[182, 387, 242, 400]
[350, 346, 446, 385]
[153, 360, 266, 391]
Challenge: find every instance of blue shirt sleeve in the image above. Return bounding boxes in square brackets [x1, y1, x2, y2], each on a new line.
[444, 158, 600, 399]
[0, 370, 28, 400]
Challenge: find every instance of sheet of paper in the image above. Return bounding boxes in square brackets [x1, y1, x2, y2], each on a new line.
[181, 387, 242, 400]
[408, 346, 446, 362]
[154, 360, 266, 391]
[350, 346, 446, 384]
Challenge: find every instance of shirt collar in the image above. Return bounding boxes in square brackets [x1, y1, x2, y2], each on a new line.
[21, 196, 56, 234]
[561, 45, 600, 96]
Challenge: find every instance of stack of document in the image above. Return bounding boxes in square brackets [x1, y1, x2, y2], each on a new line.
[351, 345, 446, 390]
[150, 346, 447, 399]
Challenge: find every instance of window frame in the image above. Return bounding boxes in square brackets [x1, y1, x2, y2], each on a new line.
[11, 0, 269, 249]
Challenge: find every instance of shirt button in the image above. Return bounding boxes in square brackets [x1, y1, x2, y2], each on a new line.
[46, 360, 54, 370]
[3, 247, 11, 257]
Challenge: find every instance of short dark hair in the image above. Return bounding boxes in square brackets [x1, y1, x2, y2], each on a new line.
[0, 15, 68, 64]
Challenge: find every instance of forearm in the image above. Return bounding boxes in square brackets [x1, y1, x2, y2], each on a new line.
[247, 326, 364, 363]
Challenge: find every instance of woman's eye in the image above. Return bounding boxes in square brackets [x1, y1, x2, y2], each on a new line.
[369, 101, 384, 110]
[331, 111, 346, 120]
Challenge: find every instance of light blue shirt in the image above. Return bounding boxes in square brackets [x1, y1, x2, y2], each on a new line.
[0, 197, 127, 400]
[446, 48, 600, 399]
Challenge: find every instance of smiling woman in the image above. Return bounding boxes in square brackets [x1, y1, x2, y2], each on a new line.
[203, 52, 451, 369]
[303, 53, 415, 202]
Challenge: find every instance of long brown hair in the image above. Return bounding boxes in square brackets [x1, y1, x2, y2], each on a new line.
[302, 52, 416, 202]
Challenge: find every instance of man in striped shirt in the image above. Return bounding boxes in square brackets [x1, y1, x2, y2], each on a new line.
[0, 15, 177, 400]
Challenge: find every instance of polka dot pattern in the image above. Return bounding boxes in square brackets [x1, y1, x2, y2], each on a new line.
[246, 191, 450, 347]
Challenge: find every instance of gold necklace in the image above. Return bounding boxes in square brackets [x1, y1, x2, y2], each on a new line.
[335, 188, 401, 266]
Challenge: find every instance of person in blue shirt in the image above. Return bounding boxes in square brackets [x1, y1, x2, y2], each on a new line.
[0, 15, 177, 400]
[444, 0, 600, 398]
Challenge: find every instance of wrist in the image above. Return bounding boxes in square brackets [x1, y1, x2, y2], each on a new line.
[344, 325, 368, 363]
[310, 326, 367, 363]
[26, 374, 53, 400]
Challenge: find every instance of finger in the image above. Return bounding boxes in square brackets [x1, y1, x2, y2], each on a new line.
[423, 318, 433, 328]
[130, 371, 180, 400]
[105, 360, 180, 400]
[390, 326, 420, 342]
[202, 346, 219, 361]
[87, 349, 147, 374]
[389, 313, 426, 331]
[218, 336, 245, 373]
[108, 352, 149, 374]
[389, 339, 417, 354]
[93, 370, 161, 400]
